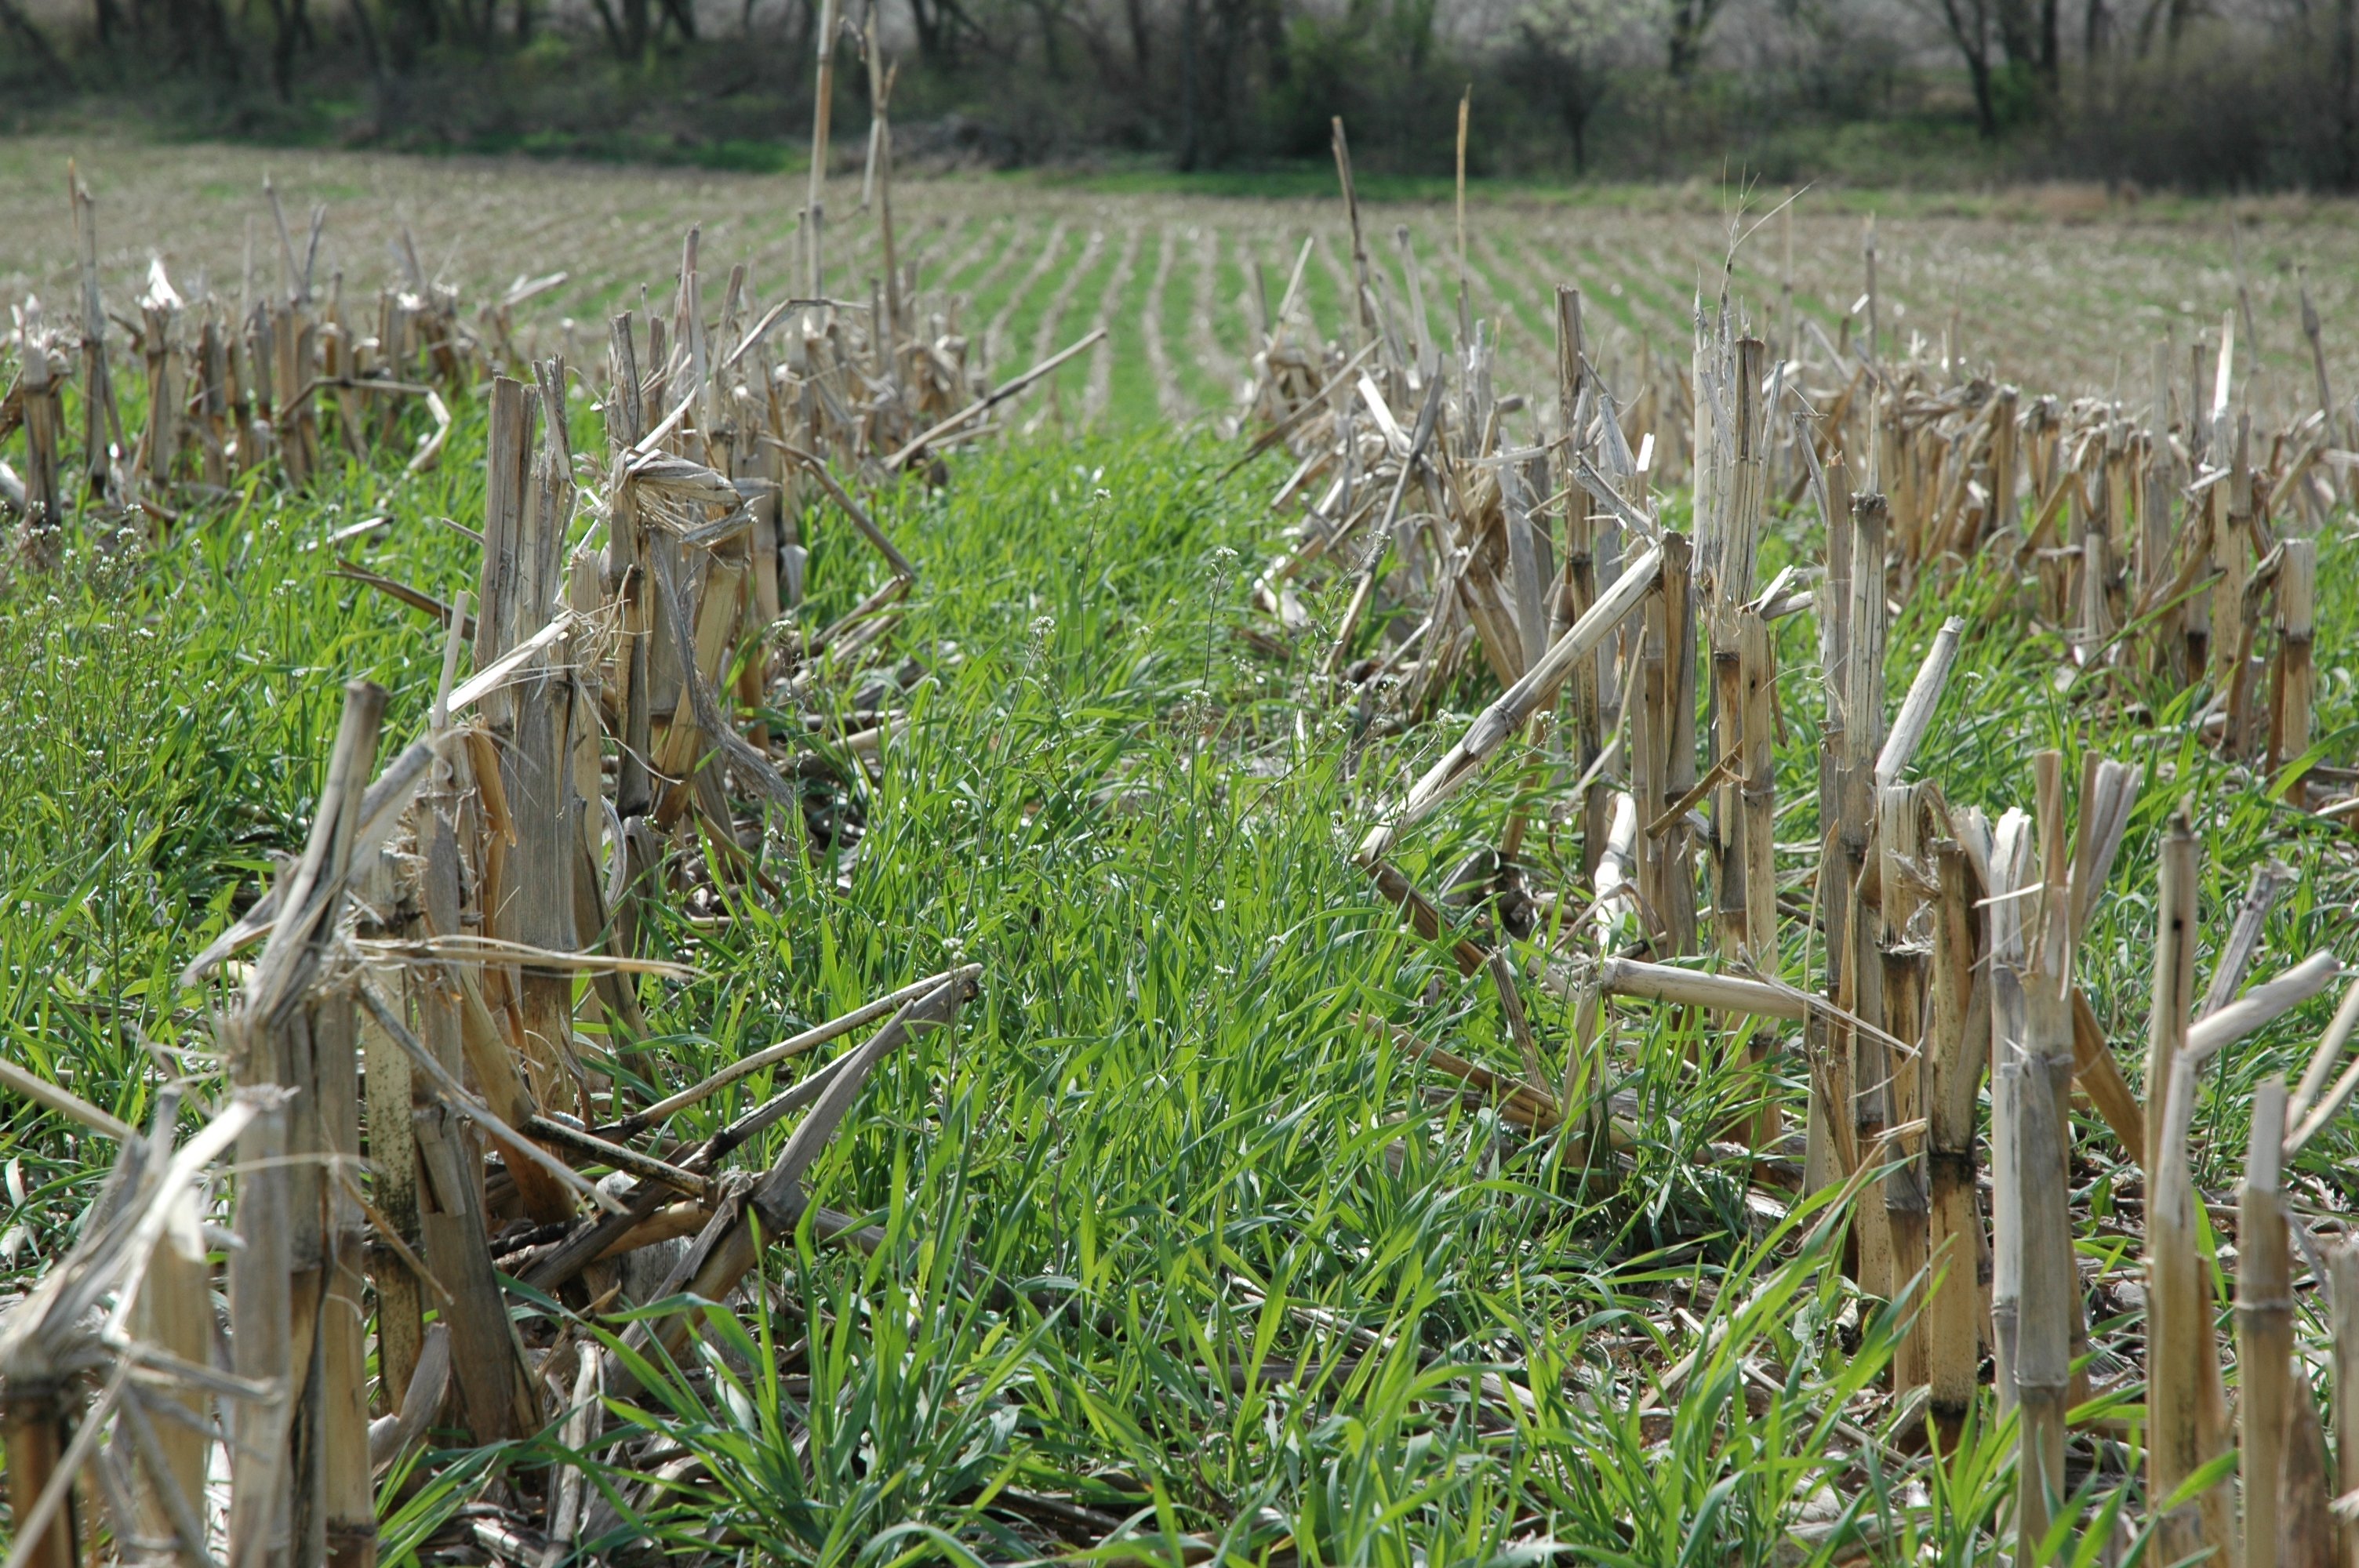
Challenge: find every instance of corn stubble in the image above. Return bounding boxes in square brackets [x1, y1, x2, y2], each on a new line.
[0, 126, 1105, 1566]
[1242, 147, 2359, 1564]
[3, 127, 2359, 1567]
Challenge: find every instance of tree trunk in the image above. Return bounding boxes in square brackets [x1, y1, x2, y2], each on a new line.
[1667, 0, 1718, 76]
[1966, 49, 1997, 132]
[386, 0, 434, 64]
[1667, 2, 1698, 74]
[1177, 0, 1199, 169]
[1208, 0, 1242, 163]
[1033, 0, 1064, 79]
[201, 0, 238, 74]
[1995, 0, 2036, 67]
[269, 0, 302, 99]
[349, 0, 383, 74]
[2339, 0, 2358, 184]
[586, 0, 623, 55]
[1942, 0, 2001, 136]
[0, 0, 67, 74]
[1123, 0, 1147, 79]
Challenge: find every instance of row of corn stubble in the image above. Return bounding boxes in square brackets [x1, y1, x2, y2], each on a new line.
[0, 118, 1116, 1568]
[1249, 123, 2359, 1566]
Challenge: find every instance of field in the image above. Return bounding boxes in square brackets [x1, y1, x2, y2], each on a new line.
[2, 136, 2359, 1566]
[6, 136, 2359, 430]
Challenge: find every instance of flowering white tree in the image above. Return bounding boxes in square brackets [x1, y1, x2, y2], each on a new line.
[1508, 0, 1651, 169]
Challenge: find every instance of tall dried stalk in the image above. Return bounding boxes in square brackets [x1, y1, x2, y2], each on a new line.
[133, 1154, 211, 1568]
[2241, 1076, 2293, 1568]
[1988, 961, 2024, 1425]
[409, 746, 540, 1446]
[1555, 288, 1608, 882]
[67, 162, 119, 503]
[2272, 535, 2316, 782]
[0, 1385, 74, 1568]
[1839, 494, 1891, 1295]
[2331, 1243, 2359, 1568]
[2008, 1040, 2072, 1563]
[1924, 836, 1986, 1446]
[1699, 331, 1767, 961]
[867, 19, 901, 353]
[2145, 812, 2198, 1180]
[507, 365, 588, 1131]
[2026, 752, 2088, 1406]
[1737, 607, 1778, 1142]
[1877, 782, 1934, 1394]
[17, 320, 64, 563]
[2147, 810, 2233, 1563]
[227, 678, 384, 1568]
[1654, 533, 1699, 956]
[1329, 118, 1379, 353]
[2282, 1381, 2337, 1568]
[805, 0, 838, 296]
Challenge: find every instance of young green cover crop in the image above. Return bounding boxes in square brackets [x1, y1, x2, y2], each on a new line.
[1, 377, 2354, 1560]
[7, 136, 2359, 1564]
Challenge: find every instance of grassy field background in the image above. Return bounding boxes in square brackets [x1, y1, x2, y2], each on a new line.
[5, 135, 2359, 432]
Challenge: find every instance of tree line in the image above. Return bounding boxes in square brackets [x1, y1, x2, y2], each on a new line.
[2, 0, 2354, 187]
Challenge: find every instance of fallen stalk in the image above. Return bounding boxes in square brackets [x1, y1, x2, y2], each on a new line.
[883, 327, 1108, 471]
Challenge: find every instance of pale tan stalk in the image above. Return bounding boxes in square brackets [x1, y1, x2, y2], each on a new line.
[1989, 963, 2025, 1424]
[2241, 1076, 2293, 1568]
[2148, 810, 2230, 1564]
[1925, 838, 1986, 1447]
[1878, 782, 1937, 1394]
[2187, 953, 2343, 1062]
[2284, 979, 2359, 1158]
[1840, 495, 1891, 1294]
[806, 0, 839, 294]
[618, 974, 974, 1383]
[2330, 1243, 2359, 1568]
[1738, 608, 1779, 1141]
[1359, 543, 1663, 864]
[2272, 535, 2316, 782]
[2280, 1377, 2336, 1568]
[1556, 289, 1611, 880]
[1658, 533, 1700, 956]
[2008, 1049, 2071, 1563]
